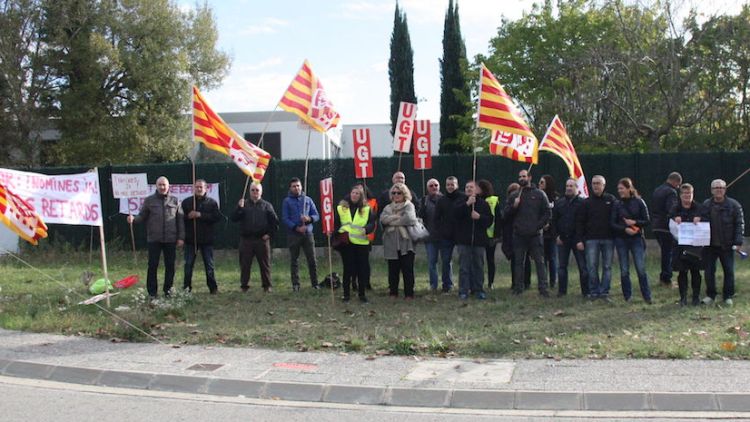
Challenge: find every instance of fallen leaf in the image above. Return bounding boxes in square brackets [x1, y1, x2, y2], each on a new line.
[553, 310, 565, 316]
[544, 337, 555, 346]
[622, 329, 633, 336]
[321, 341, 333, 348]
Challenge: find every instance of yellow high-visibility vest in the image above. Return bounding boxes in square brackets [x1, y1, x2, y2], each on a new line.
[485, 195, 499, 238]
[337, 205, 371, 245]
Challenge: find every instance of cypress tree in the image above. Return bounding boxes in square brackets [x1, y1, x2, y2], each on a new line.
[439, 0, 471, 153]
[388, 2, 416, 144]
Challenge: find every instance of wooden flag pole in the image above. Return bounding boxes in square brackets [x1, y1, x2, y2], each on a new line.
[327, 233, 335, 305]
[303, 128, 312, 218]
[129, 216, 137, 266]
[94, 168, 111, 308]
[191, 159, 197, 255]
[421, 169, 425, 197]
[240, 105, 279, 202]
[727, 166, 750, 190]
[89, 226, 94, 265]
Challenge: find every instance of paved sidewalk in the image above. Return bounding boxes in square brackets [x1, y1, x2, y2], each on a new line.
[1, 328, 750, 411]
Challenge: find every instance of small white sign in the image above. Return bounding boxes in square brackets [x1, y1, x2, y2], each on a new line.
[670, 220, 711, 246]
[112, 173, 149, 199]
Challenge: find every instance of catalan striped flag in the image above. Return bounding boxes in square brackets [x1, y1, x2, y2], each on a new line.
[278, 60, 341, 132]
[192, 86, 272, 182]
[0, 182, 47, 245]
[478, 63, 538, 163]
[539, 115, 589, 197]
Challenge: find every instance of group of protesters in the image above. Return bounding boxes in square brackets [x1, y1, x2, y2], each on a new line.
[128, 170, 744, 306]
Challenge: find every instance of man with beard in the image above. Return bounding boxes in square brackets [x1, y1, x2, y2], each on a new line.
[432, 176, 466, 293]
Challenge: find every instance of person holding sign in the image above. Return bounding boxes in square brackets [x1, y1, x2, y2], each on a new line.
[181, 180, 222, 294]
[334, 185, 375, 303]
[668, 183, 705, 306]
[127, 176, 184, 298]
[702, 179, 745, 306]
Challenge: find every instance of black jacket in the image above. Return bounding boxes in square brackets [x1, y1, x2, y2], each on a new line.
[434, 190, 467, 241]
[576, 192, 616, 241]
[230, 199, 279, 238]
[418, 193, 443, 242]
[652, 183, 679, 232]
[182, 195, 222, 245]
[668, 200, 704, 222]
[553, 194, 584, 242]
[542, 191, 559, 240]
[702, 197, 745, 248]
[503, 186, 550, 237]
[453, 196, 493, 246]
[610, 197, 650, 238]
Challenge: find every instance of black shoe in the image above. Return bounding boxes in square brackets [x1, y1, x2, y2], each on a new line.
[342, 296, 350, 303]
[359, 296, 368, 303]
[645, 298, 653, 305]
[241, 286, 249, 293]
[557, 292, 566, 298]
[312, 283, 321, 290]
[210, 289, 218, 295]
[679, 297, 687, 306]
[539, 290, 550, 298]
[292, 284, 301, 292]
[692, 297, 700, 306]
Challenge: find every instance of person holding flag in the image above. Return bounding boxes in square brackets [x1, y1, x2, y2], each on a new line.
[182, 179, 222, 294]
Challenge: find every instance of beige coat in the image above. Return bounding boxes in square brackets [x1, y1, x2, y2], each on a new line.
[380, 201, 417, 259]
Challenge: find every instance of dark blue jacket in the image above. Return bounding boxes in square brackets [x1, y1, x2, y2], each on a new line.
[610, 197, 650, 238]
[553, 194, 584, 242]
[702, 197, 744, 248]
[281, 192, 319, 235]
[651, 183, 679, 232]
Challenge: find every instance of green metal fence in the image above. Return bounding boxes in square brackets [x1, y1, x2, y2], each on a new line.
[36, 151, 749, 250]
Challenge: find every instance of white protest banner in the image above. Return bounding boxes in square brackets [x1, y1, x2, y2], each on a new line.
[119, 183, 220, 214]
[111, 173, 149, 199]
[0, 168, 103, 226]
[670, 220, 711, 246]
[393, 101, 417, 153]
[413, 120, 432, 170]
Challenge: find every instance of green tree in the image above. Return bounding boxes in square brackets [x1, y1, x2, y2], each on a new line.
[0, 0, 50, 166]
[388, 2, 416, 144]
[439, 0, 472, 153]
[0, 0, 230, 166]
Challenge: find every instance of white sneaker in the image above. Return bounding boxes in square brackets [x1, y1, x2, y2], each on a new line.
[725, 298, 734, 306]
[702, 297, 714, 305]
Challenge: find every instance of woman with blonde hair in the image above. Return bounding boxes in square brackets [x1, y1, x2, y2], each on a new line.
[334, 185, 375, 303]
[380, 182, 418, 299]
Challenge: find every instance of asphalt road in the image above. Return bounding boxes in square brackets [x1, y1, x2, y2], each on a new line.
[0, 376, 737, 422]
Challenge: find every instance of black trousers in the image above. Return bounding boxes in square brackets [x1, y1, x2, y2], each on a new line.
[340, 244, 370, 299]
[239, 237, 272, 289]
[147, 242, 176, 297]
[388, 251, 415, 297]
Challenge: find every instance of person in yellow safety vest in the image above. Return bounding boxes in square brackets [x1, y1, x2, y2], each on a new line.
[477, 179, 501, 290]
[334, 185, 376, 303]
[353, 183, 377, 292]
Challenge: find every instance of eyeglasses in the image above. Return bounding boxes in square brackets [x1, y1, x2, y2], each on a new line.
[428, 184, 438, 187]
[250, 189, 261, 192]
[712, 186, 726, 190]
[391, 191, 403, 195]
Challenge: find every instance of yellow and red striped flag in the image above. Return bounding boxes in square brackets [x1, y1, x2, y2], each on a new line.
[278, 60, 341, 132]
[0, 182, 47, 245]
[192, 86, 272, 182]
[478, 63, 538, 164]
[539, 115, 589, 197]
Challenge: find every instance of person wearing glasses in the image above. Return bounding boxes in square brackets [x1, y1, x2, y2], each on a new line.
[418, 178, 444, 292]
[182, 179, 222, 294]
[334, 185, 375, 303]
[668, 183, 704, 306]
[702, 179, 744, 306]
[231, 182, 279, 293]
[380, 182, 418, 299]
[433, 176, 466, 293]
[576, 175, 616, 301]
[377, 171, 420, 213]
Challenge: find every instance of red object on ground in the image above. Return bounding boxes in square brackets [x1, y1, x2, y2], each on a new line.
[114, 275, 139, 289]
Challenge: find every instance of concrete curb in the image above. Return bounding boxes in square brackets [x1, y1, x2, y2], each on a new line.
[2, 358, 750, 412]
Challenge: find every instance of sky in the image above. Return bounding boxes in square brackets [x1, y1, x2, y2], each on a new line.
[179, 0, 746, 125]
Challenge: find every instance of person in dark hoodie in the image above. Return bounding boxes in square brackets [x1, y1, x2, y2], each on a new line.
[503, 170, 551, 297]
[432, 176, 466, 293]
[668, 183, 704, 306]
[454, 180, 493, 300]
[281, 177, 320, 292]
[334, 185, 375, 303]
[576, 175, 616, 301]
[418, 178, 444, 292]
[610, 177, 652, 304]
[182, 179, 222, 294]
[652, 172, 682, 287]
[230, 182, 279, 293]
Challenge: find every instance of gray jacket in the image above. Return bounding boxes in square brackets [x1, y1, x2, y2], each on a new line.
[380, 201, 417, 259]
[133, 192, 185, 243]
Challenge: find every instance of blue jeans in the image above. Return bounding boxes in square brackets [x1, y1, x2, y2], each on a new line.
[557, 238, 589, 296]
[425, 239, 454, 290]
[457, 245, 484, 296]
[614, 237, 651, 301]
[704, 246, 735, 300]
[543, 237, 558, 287]
[585, 239, 613, 297]
[184, 244, 217, 292]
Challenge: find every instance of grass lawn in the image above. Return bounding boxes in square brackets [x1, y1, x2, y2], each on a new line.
[1, 245, 749, 359]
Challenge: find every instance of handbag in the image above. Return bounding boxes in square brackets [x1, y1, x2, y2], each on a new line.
[407, 218, 430, 242]
[332, 232, 350, 250]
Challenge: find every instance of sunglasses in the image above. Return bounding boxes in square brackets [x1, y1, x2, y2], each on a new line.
[391, 191, 403, 195]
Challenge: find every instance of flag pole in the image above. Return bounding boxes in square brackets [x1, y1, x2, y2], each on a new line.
[190, 84, 198, 256]
[303, 128, 312, 218]
[327, 233, 335, 305]
[421, 169, 425, 197]
[94, 168, 111, 308]
[727, 166, 750, 190]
